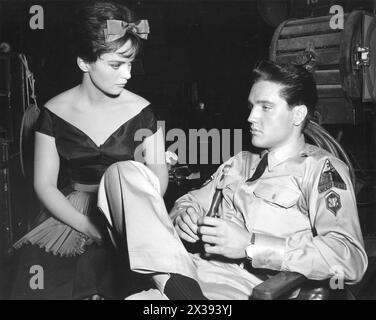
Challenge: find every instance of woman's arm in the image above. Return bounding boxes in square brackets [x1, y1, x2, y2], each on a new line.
[142, 127, 169, 195]
[34, 132, 101, 241]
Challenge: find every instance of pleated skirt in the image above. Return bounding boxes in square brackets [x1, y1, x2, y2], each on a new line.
[6, 185, 150, 299]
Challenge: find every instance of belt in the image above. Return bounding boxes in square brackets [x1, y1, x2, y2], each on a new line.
[71, 182, 99, 193]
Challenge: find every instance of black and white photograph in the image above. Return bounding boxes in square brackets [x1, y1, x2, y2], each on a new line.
[0, 0, 375, 302]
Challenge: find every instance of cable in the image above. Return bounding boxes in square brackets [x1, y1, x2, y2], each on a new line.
[18, 54, 40, 177]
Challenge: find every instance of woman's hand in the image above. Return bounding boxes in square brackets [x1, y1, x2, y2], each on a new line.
[80, 216, 103, 245]
[34, 132, 103, 245]
[197, 216, 251, 259]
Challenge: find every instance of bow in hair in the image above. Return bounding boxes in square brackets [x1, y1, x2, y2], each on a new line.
[104, 19, 150, 42]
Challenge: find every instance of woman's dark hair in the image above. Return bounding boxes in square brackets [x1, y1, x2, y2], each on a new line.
[251, 60, 318, 125]
[73, 1, 142, 62]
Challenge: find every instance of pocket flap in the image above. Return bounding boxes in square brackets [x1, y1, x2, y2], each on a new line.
[253, 182, 300, 208]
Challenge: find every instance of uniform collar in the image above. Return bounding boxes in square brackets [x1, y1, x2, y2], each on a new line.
[266, 135, 306, 170]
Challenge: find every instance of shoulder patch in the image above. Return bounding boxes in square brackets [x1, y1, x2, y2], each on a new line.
[318, 159, 347, 193]
[326, 190, 342, 216]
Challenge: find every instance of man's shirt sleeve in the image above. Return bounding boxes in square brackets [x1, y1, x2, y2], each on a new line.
[250, 157, 368, 284]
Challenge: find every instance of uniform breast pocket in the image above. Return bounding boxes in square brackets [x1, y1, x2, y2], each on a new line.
[251, 182, 307, 237]
[253, 182, 300, 209]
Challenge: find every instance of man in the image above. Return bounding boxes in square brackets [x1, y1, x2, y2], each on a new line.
[98, 60, 368, 299]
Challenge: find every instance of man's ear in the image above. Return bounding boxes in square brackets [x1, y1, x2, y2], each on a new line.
[77, 57, 91, 72]
[293, 105, 308, 126]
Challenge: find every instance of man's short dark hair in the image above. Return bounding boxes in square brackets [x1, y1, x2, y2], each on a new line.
[251, 60, 318, 126]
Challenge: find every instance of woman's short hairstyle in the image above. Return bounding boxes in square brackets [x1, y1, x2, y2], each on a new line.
[251, 60, 318, 125]
[73, 1, 142, 62]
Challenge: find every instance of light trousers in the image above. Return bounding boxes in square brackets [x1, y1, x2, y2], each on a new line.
[97, 161, 262, 300]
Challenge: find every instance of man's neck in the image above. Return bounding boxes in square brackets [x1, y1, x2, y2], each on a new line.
[267, 134, 305, 169]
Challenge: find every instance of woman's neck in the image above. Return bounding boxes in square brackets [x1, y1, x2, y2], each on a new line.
[78, 75, 120, 109]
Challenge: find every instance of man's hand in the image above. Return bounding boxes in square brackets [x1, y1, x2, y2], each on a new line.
[198, 217, 251, 259]
[174, 206, 200, 243]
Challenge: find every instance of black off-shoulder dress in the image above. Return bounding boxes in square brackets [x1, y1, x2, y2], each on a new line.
[9, 105, 157, 299]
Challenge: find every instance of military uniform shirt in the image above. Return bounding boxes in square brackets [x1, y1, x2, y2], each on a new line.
[170, 142, 368, 284]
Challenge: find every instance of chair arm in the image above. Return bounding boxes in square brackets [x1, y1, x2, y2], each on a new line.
[251, 271, 307, 300]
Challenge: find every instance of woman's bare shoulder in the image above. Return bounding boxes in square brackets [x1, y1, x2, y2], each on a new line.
[119, 89, 150, 111]
[44, 87, 78, 115]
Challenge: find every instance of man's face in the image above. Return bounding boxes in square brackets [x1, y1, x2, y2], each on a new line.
[247, 80, 296, 151]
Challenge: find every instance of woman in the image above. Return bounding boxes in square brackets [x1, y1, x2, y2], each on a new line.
[10, 1, 168, 299]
